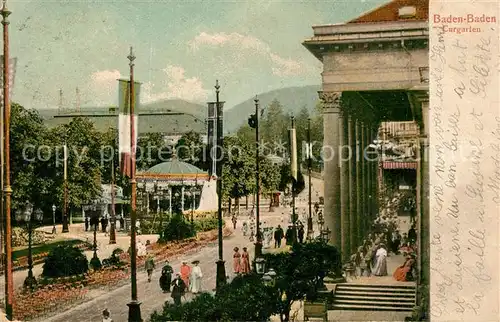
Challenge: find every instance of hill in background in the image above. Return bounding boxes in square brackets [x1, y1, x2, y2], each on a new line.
[224, 85, 321, 133]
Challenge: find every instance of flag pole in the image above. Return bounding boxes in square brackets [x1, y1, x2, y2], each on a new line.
[290, 116, 297, 243]
[1, 1, 13, 319]
[307, 117, 313, 239]
[126, 46, 142, 322]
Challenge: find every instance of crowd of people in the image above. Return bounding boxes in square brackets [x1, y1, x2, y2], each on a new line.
[345, 224, 418, 282]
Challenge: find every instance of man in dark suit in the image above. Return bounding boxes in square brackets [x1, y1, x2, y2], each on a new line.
[274, 225, 284, 248]
[171, 273, 186, 305]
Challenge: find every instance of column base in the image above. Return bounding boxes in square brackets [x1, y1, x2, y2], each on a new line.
[215, 260, 226, 291]
[127, 300, 142, 322]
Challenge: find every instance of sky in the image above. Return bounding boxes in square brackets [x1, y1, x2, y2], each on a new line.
[7, 0, 387, 110]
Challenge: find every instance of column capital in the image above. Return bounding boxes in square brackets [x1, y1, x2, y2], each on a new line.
[318, 91, 341, 113]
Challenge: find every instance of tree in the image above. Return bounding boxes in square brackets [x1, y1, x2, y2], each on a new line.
[48, 117, 103, 209]
[310, 101, 324, 171]
[264, 241, 342, 322]
[137, 132, 170, 171]
[259, 156, 280, 195]
[151, 274, 279, 322]
[10, 103, 53, 213]
[262, 99, 288, 154]
[221, 135, 255, 201]
[176, 131, 208, 170]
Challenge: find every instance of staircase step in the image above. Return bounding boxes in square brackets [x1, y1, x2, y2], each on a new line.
[336, 286, 415, 293]
[334, 299, 414, 307]
[332, 304, 413, 311]
[335, 290, 415, 297]
[335, 294, 415, 302]
[337, 283, 416, 289]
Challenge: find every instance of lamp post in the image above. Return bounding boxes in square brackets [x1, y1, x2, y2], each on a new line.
[214, 80, 227, 291]
[1, 0, 14, 318]
[247, 97, 262, 258]
[51, 204, 56, 234]
[89, 204, 101, 269]
[15, 202, 42, 291]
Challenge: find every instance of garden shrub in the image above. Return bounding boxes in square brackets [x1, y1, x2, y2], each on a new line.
[159, 213, 196, 242]
[42, 244, 88, 278]
[150, 274, 278, 322]
[194, 216, 223, 232]
[103, 248, 125, 268]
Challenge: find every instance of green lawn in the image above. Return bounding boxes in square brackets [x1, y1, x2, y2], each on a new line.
[12, 239, 87, 260]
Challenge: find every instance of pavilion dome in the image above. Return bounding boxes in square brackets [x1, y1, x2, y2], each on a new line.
[145, 159, 206, 175]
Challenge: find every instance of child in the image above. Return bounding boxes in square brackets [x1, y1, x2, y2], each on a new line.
[356, 246, 367, 277]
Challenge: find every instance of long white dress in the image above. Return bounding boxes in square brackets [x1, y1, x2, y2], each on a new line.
[373, 247, 388, 276]
[190, 265, 203, 293]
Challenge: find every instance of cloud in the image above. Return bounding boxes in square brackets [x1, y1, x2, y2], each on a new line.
[188, 32, 306, 77]
[88, 69, 122, 106]
[142, 65, 210, 103]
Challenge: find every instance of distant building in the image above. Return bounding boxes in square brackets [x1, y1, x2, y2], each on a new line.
[40, 105, 207, 138]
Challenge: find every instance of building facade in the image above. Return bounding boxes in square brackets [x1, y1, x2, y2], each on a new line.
[303, 0, 429, 289]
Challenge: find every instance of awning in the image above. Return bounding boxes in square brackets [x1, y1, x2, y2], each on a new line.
[382, 161, 417, 169]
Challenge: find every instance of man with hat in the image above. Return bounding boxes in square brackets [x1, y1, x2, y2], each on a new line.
[189, 260, 203, 294]
[160, 260, 174, 292]
[171, 273, 186, 305]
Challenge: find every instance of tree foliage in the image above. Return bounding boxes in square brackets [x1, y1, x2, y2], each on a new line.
[150, 274, 279, 322]
[176, 131, 208, 171]
[42, 245, 89, 277]
[263, 241, 342, 321]
[10, 103, 53, 212]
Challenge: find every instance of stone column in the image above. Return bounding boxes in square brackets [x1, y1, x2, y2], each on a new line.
[318, 91, 342, 247]
[355, 121, 363, 245]
[348, 117, 357, 253]
[146, 192, 150, 215]
[365, 126, 372, 233]
[340, 114, 350, 260]
[371, 127, 379, 219]
[418, 93, 430, 298]
[360, 124, 366, 239]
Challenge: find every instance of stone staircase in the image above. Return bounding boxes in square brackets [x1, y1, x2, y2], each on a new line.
[331, 283, 416, 312]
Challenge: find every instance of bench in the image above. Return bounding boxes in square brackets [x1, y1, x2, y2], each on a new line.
[303, 301, 328, 321]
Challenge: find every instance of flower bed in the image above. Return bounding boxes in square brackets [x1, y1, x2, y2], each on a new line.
[13, 283, 88, 321]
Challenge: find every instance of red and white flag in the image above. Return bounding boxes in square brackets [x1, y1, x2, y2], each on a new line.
[117, 79, 141, 177]
[0, 57, 17, 102]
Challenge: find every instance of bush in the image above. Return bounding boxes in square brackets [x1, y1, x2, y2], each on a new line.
[42, 245, 88, 278]
[194, 216, 224, 232]
[150, 274, 279, 322]
[159, 213, 196, 242]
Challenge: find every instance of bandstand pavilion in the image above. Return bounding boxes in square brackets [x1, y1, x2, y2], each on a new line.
[136, 158, 215, 216]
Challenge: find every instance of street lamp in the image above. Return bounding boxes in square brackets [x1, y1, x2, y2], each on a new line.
[262, 268, 277, 286]
[255, 257, 266, 275]
[15, 202, 42, 291]
[89, 203, 101, 270]
[51, 204, 56, 234]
